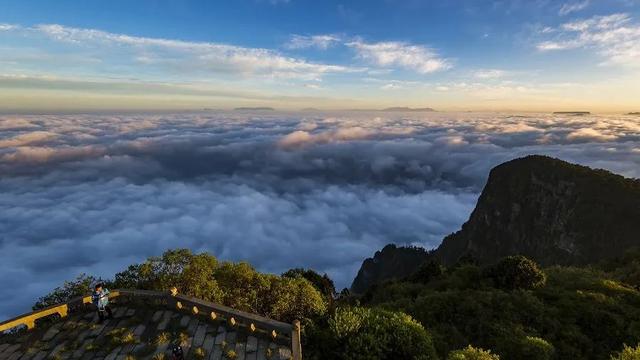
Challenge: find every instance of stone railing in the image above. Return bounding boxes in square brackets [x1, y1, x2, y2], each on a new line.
[0, 288, 302, 360]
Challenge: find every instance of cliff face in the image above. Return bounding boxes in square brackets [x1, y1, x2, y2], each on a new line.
[436, 155, 640, 266]
[351, 155, 640, 292]
[350, 244, 430, 294]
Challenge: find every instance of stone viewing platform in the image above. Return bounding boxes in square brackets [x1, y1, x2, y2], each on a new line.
[0, 289, 300, 360]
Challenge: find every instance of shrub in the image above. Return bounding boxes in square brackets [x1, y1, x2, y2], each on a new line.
[519, 336, 554, 360]
[264, 276, 328, 323]
[485, 256, 546, 290]
[611, 344, 640, 360]
[307, 307, 438, 360]
[181, 253, 223, 302]
[193, 347, 206, 359]
[447, 345, 500, 360]
[282, 268, 336, 305]
[409, 260, 444, 284]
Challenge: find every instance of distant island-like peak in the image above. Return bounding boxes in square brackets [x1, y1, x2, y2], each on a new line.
[628, 112, 640, 115]
[234, 107, 275, 111]
[382, 107, 435, 112]
[553, 111, 591, 115]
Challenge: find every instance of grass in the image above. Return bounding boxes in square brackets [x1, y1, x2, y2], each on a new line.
[154, 332, 171, 346]
[225, 349, 238, 359]
[178, 332, 189, 346]
[194, 347, 206, 359]
[107, 328, 137, 347]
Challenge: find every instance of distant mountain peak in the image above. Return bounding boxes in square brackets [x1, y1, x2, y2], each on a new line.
[351, 155, 640, 293]
[382, 107, 435, 112]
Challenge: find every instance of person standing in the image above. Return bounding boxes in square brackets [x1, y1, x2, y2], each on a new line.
[92, 283, 113, 322]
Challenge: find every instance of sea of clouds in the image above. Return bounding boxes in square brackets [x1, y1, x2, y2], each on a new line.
[1, 111, 639, 319]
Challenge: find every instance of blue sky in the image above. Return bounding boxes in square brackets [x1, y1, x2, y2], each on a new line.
[1, 0, 639, 111]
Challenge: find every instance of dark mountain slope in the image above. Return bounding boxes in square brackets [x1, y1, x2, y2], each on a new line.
[351, 155, 640, 292]
[350, 244, 431, 294]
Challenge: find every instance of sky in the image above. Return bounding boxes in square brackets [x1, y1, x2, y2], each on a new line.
[1, 0, 640, 111]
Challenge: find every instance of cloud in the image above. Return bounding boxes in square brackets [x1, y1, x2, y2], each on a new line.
[1, 111, 639, 320]
[285, 34, 341, 50]
[473, 69, 507, 79]
[559, 1, 590, 16]
[0, 23, 357, 81]
[0, 24, 17, 31]
[0, 131, 58, 148]
[381, 83, 402, 90]
[537, 13, 640, 67]
[346, 40, 452, 74]
[566, 127, 618, 141]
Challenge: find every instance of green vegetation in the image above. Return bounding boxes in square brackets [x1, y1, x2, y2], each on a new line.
[35, 247, 640, 359]
[447, 345, 500, 360]
[359, 254, 640, 359]
[35, 249, 327, 323]
[305, 307, 438, 360]
[484, 256, 546, 290]
[611, 344, 640, 360]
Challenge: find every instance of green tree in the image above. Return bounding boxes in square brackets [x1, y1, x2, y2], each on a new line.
[265, 277, 328, 323]
[611, 344, 640, 360]
[180, 252, 222, 302]
[518, 336, 554, 360]
[409, 260, 444, 284]
[213, 261, 271, 313]
[447, 345, 500, 360]
[282, 268, 336, 304]
[485, 256, 546, 290]
[34, 273, 103, 309]
[307, 307, 438, 360]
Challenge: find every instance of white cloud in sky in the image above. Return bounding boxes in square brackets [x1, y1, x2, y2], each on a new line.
[537, 13, 640, 67]
[473, 69, 507, 79]
[1, 24, 358, 81]
[346, 40, 452, 74]
[381, 83, 402, 90]
[559, 1, 590, 16]
[0, 24, 17, 31]
[285, 34, 341, 49]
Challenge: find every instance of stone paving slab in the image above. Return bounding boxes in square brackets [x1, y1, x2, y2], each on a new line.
[1, 302, 292, 360]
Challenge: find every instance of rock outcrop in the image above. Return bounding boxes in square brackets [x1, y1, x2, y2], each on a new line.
[351, 155, 640, 292]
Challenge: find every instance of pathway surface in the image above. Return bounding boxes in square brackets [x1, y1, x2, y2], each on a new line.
[0, 302, 292, 360]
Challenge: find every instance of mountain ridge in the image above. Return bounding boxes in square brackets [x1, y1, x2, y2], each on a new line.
[351, 155, 640, 292]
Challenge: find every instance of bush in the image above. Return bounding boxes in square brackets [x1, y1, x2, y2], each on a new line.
[282, 268, 336, 305]
[611, 344, 640, 360]
[409, 260, 444, 284]
[306, 307, 438, 360]
[485, 256, 546, 290]
[264, 277, 328, 323]
[447, 345, 500, 360]
[518, 336, 554, 360]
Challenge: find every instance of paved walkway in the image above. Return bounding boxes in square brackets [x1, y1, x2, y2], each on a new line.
[0, 303, 293, 360]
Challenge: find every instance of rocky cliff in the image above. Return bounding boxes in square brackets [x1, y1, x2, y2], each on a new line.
[350, 244, 431, 294]
[351, 155, 640, 292]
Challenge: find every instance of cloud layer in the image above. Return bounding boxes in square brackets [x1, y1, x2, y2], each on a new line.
[1, 111, 639, 319]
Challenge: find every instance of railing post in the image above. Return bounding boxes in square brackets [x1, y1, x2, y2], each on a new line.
[57, 305, 69, 318]
[291, 319, 302, 360]
[168, 287, 179, 309]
